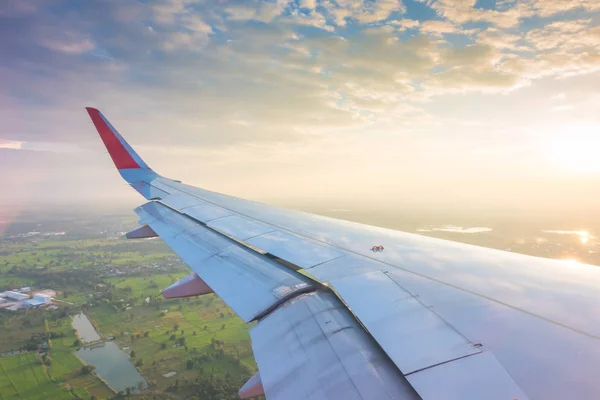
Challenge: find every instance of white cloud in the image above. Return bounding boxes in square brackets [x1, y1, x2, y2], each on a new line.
[299, 0, 317, 10]
[0, 140, 81, 152]
[224, 0, 293, 23]
[43, 37, 94, 54]
[281, 9, 334, 31]
[420, 20, 458, 35]
[323, 0, 404, 26]
[0, 139, 23, 150]
[531, 0, 600, 17]
[391, 19, 419, 31]
[181, 14, 213, 34]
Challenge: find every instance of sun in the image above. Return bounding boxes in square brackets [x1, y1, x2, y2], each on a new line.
[548, 125, 600, 173]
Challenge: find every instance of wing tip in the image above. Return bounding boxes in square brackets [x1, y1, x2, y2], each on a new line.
[85, 106, 145, 170]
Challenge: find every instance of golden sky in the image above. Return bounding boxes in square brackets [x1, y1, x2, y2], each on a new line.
[1, 0, 600, 215]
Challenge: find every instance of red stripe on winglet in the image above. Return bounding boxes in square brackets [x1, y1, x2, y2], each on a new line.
[86, 107, 140, 170]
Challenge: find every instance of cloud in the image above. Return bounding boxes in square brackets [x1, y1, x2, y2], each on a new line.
[531, 0, 600, 17]
[391, 19, 419, 31]
[420, 20, 458, 35]
[425, 0, 532, 29]
[322, 0, 405, 26]
[0, 140, 81, 152]
[299, 0, 317, 10]
[0, 0, 41, 17]
[224, 0, 293, 23]
[2, 0, 600, 190]
[0, 139, 23, 150]
[43, 37, 94, 54]
[280, 9, 334, 31]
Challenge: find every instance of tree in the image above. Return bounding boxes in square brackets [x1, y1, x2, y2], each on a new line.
[170, 334, 176, 340]
[173, 323, 179, 331]
[73, 339, 82, 347]
[186, 359, 194, 370]
[143, 331, 149, 337]
[135, 359, 143, 367]
[161, 343, 167, 349]
[80, 365, 96, 375]
[130, 350, 136, 358]
[42, 354, 52, 366]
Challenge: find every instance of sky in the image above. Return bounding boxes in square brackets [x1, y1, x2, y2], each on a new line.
[1, 0, 600, 220]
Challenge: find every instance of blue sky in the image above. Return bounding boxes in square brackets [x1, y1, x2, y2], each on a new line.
[1, 0, 600, 217]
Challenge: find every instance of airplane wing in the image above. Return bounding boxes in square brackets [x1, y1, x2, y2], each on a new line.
[86, 107, 600, 400]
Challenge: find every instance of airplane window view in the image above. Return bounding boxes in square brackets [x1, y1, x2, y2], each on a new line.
[2, 1, 600, 399]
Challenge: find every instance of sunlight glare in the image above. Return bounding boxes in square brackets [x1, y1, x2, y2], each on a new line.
[562, 258, 581, 267]
[549, 125, 600, 173]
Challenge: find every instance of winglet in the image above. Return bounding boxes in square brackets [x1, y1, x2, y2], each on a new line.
[86, 107, 149, 170]
[86, 107, 158, 186]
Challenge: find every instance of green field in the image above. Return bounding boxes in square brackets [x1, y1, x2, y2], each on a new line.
[88, 274, 256, 394]
[0, 230, 256, 399]
[0, 352, 73, 400]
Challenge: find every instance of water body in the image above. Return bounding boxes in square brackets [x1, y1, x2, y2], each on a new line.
[417, 225, 493, 234]
[72, 313, 147, 393]
[71, 312, 101, 343]
[76, 342, 147, 393]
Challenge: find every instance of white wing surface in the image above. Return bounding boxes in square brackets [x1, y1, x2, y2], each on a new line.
[87, 107, 600, 400]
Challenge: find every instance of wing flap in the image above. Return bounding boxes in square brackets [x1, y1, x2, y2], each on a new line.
[407, 352, 529, 400]
[250, 291, 420, 400]
[331, 270, 481, 375]
[135, 201, 315, 322]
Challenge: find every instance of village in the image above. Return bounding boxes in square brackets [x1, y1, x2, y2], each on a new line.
[0, 287, 56, 311]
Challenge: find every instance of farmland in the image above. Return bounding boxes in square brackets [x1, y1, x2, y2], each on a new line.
[0, 210, 257, 399]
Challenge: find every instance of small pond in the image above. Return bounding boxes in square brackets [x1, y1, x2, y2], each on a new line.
[71, 312, 101, 343]
[76, 342, 148, 393]
[72, 312, 148, 393]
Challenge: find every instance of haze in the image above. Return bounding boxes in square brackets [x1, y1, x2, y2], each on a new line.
[2, 0, 600, 227]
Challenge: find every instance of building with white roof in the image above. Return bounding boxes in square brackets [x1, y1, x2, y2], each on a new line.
[24, 293, 52, 307]
[4, 291, 30, 301]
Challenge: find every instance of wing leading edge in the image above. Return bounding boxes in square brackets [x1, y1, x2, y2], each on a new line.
[87, 108, 600, 400]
